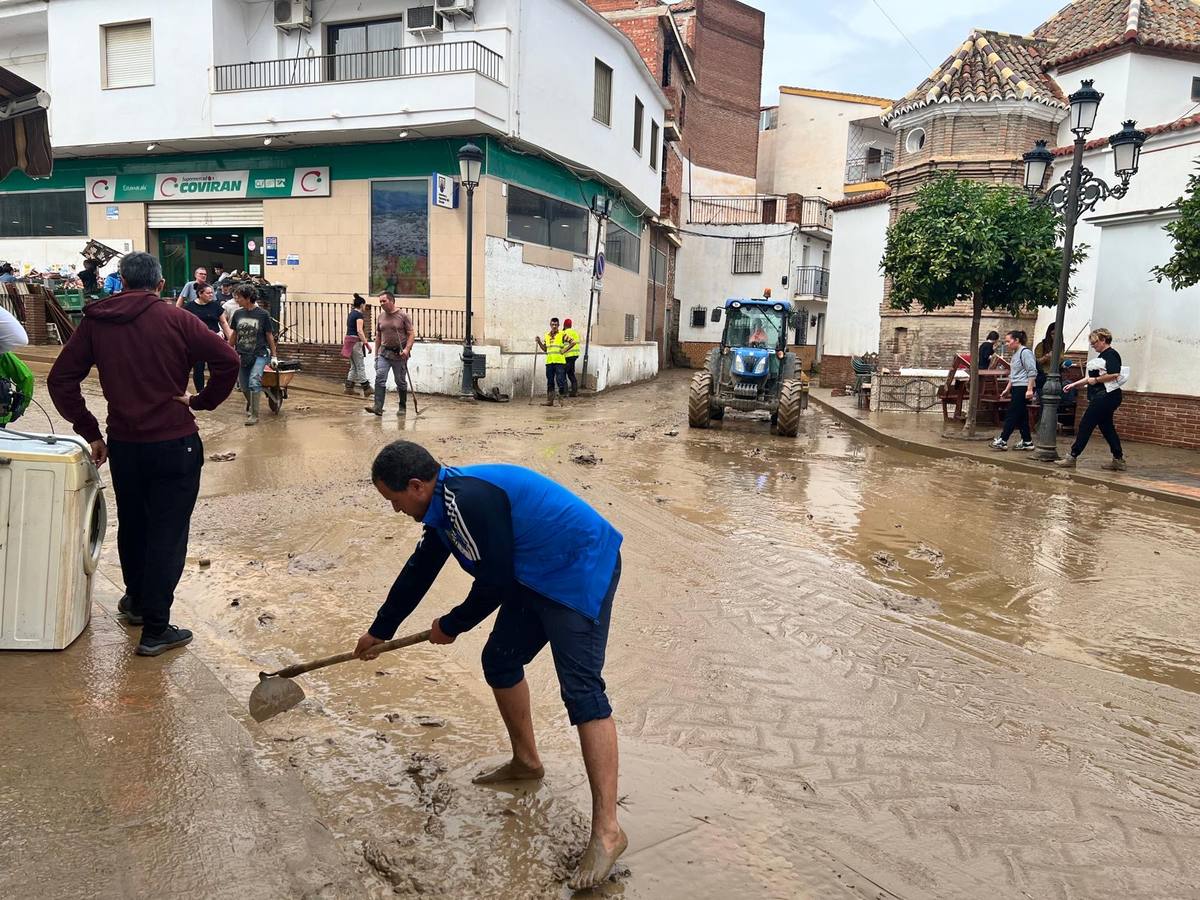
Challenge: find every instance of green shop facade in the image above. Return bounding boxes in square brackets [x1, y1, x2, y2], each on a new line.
[0, 137, 650, 349]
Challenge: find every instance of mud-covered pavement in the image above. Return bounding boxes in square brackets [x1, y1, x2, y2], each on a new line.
[40, 370, 1200, 897]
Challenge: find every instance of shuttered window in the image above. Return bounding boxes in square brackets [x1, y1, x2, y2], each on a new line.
[593, 60, 612, 126]
[103, 21, 154, 89]
[147, 202, 264, 229]
[650, 121, 659, 170]
[633, 98, 643, 153]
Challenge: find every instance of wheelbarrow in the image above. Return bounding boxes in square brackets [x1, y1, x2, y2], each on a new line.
[261, 359, 301, 414]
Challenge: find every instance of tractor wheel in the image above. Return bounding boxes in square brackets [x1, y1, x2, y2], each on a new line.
[688, 372, 712, 428]
[776, 379, 803, 437]
[711, 405, 725, 420]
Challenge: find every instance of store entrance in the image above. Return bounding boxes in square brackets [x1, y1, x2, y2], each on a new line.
[158, 230, 265, 296]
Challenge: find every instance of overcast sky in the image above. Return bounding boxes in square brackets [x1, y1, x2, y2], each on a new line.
[738, 0, 1072, 105]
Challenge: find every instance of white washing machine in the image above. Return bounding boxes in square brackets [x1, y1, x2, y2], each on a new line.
[0, 432, 106, 650]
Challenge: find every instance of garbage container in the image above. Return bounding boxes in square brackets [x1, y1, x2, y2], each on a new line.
[0, 433, 106, 650]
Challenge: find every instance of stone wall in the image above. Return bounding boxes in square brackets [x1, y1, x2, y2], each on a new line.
[876, 311, 1037, 372]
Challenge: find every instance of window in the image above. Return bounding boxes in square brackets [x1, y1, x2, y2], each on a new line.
[102, 20, 153, 89]
[605, 222, 640, 272]
[624, 313, 639, 342]
[760, 107, 778, 131]
[370, 180, 429, 296]
[663, 47, 673, 87]
[506, 185, 588, 254]
[328, 17, 404, 81]
[651, 246, 667, 285]
[905, 128, 926, 153]
[650, 121, 659, 170]
[0, 191, 87, 237]
[1192, 75, 1200, 102]
[633, 97, 644, 154]
[731, 239, 764, 274]
[690, 306, 706, 328]
[594, 60, 613, 125]
[678, 91, 686, 128]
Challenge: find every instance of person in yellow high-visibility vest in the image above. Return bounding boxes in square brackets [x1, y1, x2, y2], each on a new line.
[535, 317, 575, 406]
[562, 317, 582, 397]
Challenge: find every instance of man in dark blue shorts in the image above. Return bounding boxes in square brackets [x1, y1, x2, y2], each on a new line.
[355, 440, 626, 890]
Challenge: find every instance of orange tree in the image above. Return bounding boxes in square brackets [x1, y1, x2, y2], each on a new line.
[880, 175, 1066, 437]
[1153, 162, 1200, 290]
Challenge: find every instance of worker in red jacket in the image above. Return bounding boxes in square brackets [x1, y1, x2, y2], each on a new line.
[48, 251, 239, 657]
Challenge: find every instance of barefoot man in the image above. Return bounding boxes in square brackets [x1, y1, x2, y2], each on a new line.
[355, 440, 626, 889]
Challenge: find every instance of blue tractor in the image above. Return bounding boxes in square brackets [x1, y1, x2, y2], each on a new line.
[687, 298, 808, 437]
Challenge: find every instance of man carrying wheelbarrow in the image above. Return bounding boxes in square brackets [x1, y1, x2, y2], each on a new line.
[355, 440, 627, 890]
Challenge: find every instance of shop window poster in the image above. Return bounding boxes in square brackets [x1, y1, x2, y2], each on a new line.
[370, 180, 430, 297]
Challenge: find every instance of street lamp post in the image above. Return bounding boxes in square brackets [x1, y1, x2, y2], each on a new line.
[1022, 80, 1146, 461]
[457, 141, 484, 400]
[580, 193, 612, 393]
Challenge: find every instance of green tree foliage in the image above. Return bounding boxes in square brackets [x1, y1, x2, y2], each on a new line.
[1153, 163, 1200, 291]
[880, 176, 1066, 436]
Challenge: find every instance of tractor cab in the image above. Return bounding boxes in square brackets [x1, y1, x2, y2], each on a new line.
[720, 299, 792, 395]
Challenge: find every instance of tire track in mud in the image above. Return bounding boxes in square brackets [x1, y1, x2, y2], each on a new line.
[582, 443, 1200, 900]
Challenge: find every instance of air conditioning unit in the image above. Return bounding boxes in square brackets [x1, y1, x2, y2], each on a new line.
[274, 0, 312, 31]
[407, 5, 445, 34]
[435, 0, 475, 15]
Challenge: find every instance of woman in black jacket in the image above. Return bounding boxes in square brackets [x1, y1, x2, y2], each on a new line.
[1057, 327, 1125, 471]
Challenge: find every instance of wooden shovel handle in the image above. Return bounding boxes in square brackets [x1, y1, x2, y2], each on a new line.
[268, 629, 432, 679]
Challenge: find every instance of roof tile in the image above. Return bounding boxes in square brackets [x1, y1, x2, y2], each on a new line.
[1034, 0, 1200, 68]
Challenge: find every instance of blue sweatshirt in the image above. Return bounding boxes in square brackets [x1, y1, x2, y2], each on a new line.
[369, 464, 623, 639]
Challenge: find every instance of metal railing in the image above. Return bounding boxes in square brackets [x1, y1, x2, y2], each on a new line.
[844, 149, 894, 183]
[277, 299, 466, 346]
[793, 266, 830, 298]
[214, 41, 504, 92]
[795, 197, 831, 231]
[688, 195, 787, 225]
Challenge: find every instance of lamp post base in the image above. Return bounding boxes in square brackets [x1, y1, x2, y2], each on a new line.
[1033, 373, 1064, 462]
[1031, 446, 1060, 462]
[459, 347, 476, 401]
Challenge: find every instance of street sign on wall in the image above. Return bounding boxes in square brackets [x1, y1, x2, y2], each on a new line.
[431, 172, 459, 209]
[84, 167, 331, 202]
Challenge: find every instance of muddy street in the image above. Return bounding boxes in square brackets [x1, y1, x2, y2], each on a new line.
[28, 369, 1200, 898]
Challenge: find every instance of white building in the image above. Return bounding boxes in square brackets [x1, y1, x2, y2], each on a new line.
[0, 0, 668, 394]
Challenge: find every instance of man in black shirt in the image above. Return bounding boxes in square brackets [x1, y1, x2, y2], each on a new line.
[978, 330, 1000, 370]
[1058, 327, 1125, 470]
[228, 285, 277, 426]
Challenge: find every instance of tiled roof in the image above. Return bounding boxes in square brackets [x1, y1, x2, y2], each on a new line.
[830, 188, 892, 210]
[1034, 0, 1200, 68]
[882, 30, 1067, 123]
[780, 86, 893, 108]
[1050, 111, 1200, 154]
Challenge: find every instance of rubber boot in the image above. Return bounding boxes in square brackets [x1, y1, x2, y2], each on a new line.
[245, 391, 260, 426]
[366, 385, 385, 416]
[242, 390, 252, 422]
[360, 382, 372, 398]
[397, 386, 407, 416]
[343, 381, 356, 396]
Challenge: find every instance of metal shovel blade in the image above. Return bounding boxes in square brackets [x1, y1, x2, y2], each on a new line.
[249, 673, 306, 723]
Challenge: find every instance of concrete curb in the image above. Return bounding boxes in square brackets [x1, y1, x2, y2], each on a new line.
[809, 394, 1200, 512]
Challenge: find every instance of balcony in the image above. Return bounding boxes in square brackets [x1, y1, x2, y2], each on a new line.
[213, 42, 504, 92]
[793, 266, 829, 299]
[209, 40, 508, 138]
[844, 149, 894, 184]
[687, 194, 831, 231]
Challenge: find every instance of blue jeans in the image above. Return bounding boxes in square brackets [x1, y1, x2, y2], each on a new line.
[481, 554, 621, 726]
[238, 353, 268, 393]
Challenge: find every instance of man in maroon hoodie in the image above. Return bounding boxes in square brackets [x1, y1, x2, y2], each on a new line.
[48, 251, 239, 656]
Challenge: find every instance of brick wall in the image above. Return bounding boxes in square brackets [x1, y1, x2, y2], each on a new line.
[821, 354, 854, 390]
[876, 312, 1037, 372]
[686, 0, 763, 179]
[1111, 391, 1200, 450]
[680, 340, 717, 368]
[23, 291, 49, 345]
[281, 342, 349, 382]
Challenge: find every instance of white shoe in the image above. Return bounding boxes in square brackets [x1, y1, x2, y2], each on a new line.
[1013, 440, 1035, 451]
[989, 437, 1007, 450]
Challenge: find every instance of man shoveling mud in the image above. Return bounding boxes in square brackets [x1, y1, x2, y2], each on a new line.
[355, 440, 626, 890]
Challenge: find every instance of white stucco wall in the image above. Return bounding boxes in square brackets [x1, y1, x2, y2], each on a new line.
[1089, 212, 1200, 397]
[824, 201, 887, 357]
[397, 339, 656, 397]
[675, 223, 802, 343]
[1054, 53, 1198, 145]
[685, 162, 757, 198]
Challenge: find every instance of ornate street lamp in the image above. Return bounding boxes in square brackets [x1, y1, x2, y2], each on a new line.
[1023, 83, 1147, 461]
[457, 141, 484, 399]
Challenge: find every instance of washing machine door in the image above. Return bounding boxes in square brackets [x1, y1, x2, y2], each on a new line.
[82, 483, 106, 576]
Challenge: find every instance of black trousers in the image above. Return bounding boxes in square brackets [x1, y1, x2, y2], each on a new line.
[565, 356, 578, 393]
[545, 362, 567, 396]
[1071, 389, 1123, 459]
[107, 433, 204, 634]
[192, 361, 208, 392]
[1000, 387, 1032, 442]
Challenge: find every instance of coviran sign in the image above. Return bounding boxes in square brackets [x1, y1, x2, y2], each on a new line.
[84, 167, 331, 202]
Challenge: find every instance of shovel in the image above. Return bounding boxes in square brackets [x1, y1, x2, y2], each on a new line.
[249, 629, 431, 723]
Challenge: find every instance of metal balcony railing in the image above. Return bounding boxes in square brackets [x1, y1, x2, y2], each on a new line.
[844, 149, 894, 183]
[213, 41, 504, 92]
[793, 266, 830, 298]
[687, 195, 832, 229]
